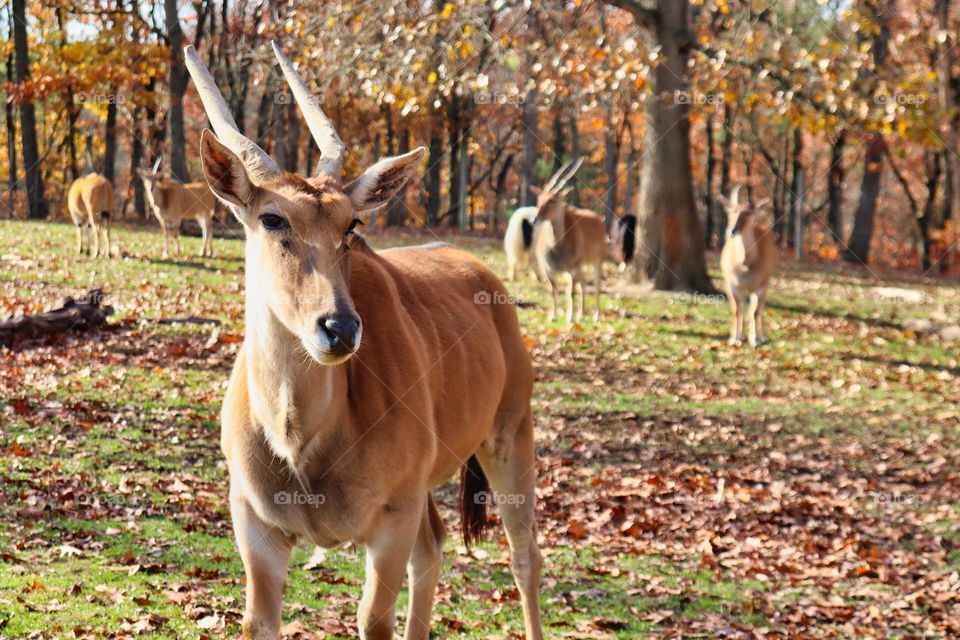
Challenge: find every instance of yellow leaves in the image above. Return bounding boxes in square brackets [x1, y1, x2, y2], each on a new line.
[427, 71, 438, 84]
[440, 3, 454, 20]
[456, 40, 474, 58]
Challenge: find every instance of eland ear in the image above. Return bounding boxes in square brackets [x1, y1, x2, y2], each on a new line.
[199, 129, 258, 214]
[345, 147, 426, 212]
[754, 197, 771, 210]
[719, 196, 731, 211]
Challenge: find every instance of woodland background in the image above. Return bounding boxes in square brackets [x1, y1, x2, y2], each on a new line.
[3, 0, 960, 283]
[4, 2, 960, 638]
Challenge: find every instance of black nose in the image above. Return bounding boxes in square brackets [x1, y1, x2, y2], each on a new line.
[320, 314, 361, 354]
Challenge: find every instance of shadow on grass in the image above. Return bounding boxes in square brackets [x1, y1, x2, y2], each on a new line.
[767, 301, 904, 331]
[143, 257, 228, 272]
[838, 351, 960, 376]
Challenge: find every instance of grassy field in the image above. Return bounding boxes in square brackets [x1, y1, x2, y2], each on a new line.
[1, 218, 959, 639]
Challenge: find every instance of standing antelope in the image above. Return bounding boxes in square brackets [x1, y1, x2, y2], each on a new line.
[504, 206, 544, 281]
[185, 43, 543, 640]
[67, 172, 114, 258]
[531, 158, 608, 322]
[138, 159, 218, 258]
[720, 186, 777, 346]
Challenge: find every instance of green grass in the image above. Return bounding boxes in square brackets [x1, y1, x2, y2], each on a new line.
[1, 219, 959, 638]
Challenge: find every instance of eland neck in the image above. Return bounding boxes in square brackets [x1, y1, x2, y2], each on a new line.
[241, 249, 348, 472]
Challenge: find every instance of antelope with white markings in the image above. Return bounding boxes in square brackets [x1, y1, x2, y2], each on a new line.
[720, 186, 777, 346]
[185, 43, 543, 640]
[504, 205, 545, 281]
[531, 158, 608, 322]
[67, 172, 114, 258]
[138, 158, 218, 258]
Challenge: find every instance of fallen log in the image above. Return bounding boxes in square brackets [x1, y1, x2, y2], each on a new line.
[0, 289, 114, 347]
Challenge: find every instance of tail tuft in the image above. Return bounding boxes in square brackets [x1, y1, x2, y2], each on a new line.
[459, 455, 492, 549]
[521, 218, 534, 249]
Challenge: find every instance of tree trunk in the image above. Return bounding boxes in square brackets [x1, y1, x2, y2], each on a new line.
[937, 0, 958, 273]
[66, 108, 79, 182]
[143, 77, 166, 173]
[56, 8, 79, 183]
[551, 111, 566, 173]
[704, 113, 716, 248]
[568, 103, 582, 206]
[788, 126, 803, 248]
[845, 0, 895, 264]
[166, 0, 189, 182]
[918, 152, 942, 272]
[303, 134, 316, 176]
[827, 129, 845, 247]
[130, 107, 146, 219]
[255, 71, 277, 154]
[447, 134, 461, 227]
[386, 129, 412, 227]
[617, 0, 713, 292]
[520, 87, 538, 206]
[717, 104, 734, 247]
[13, 0, 47, 218]
[425, 122, 443, 227]
[446, 99, 464, 227]
[740, 146, 753, 203]
[603, 104, 619, 229]
[845, 134, 885, 264]
[103, 93, 119, 184]
[491, 153, 514, 229]
[273, 98, 299, 173]
[773, 135, 789, 242]
[460, 139, 469, 232]
[5, 43, 18, 217]
[624, 132, 638, 224]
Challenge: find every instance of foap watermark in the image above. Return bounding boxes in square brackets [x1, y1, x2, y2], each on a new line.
[74, 92, 126, 106]
[274, 490, 325, 506]
[74, 290, 106, 306]
[863, 491, 926, 507]
[673, 90, 723, 107]
[73, 491, 140, 508]
[475, 92, 525, 106]
[670, 292, 726, 306]
[874, 92, 926, 106]
[870, 287, 932, 306]
[473, 491, 525, 506]
[474, 290, 520, 306]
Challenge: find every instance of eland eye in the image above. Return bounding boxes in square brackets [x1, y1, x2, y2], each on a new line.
[259, 213, 289, 231]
